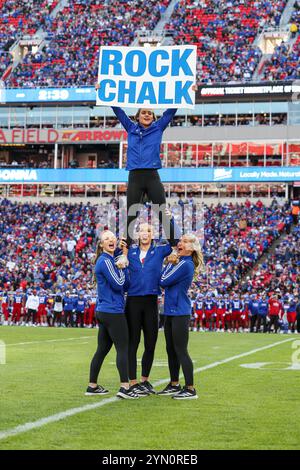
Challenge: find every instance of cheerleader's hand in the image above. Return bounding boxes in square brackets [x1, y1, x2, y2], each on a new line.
[95, 83, 100, 91]
[115, 254, 129, 269]
[119, 238, 128, 257]
[192, 84, 198, 92]
[167, 249, 179, 265]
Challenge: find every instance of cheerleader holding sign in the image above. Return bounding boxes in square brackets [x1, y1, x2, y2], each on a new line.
[96, 45, 197, 245]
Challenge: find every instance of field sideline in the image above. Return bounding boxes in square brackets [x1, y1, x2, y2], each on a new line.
[0, 327, 299, 450]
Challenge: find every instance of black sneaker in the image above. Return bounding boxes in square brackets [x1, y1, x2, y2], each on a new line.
[130, 383, 150, 397]
[139, 381, 156, 395]
[116, 386, 140, 400]
[172, 387, 198, 400]
[85, 385, 109, 396]
[157, 383, 182, 396]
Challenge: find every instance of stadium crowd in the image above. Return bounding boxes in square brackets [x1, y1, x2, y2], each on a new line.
[0, 0, 58, 50]
[0, 51, 13, 78]
[8, 0, 171, 87]
[262, 37, 300, 81]
[165, 0, 288, 84]
[244, 224, 300, 299]
[2, 0, 299, 87]
[1, 197, 299, 333]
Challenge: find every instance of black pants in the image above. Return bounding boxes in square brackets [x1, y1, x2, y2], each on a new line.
[89, 312, 129, 383]
[268, 315, 279, 333]
[164, 315, 194, 386]
[26, 309, 37, 323]
[257, 315, 267, 333]
[126, 295, 159, 381]
[76, 311, 84, 328]
[64, 311, 74, 327]
[54, 311, 62, 326]
[297, 313, 300, 333]
[127, 169, 170, 244]
[250, 314, 257, 332]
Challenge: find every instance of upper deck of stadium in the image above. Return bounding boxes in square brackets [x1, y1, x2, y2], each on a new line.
[0, 0, 299, 87]
[0, 1, 299, 201]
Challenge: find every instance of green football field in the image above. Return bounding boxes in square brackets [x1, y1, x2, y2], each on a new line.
[0, 326, 299, 450]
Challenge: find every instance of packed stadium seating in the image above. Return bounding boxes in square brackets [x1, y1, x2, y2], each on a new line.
[165, 0, 288, 84]
[0, 51, 12, 78]
[8, 0, 171, 87]
[247, 225, 300, 294]
[262, 36, 300, 80]
[0, 199, 97, 293]
[1, 198, 299, 331]
[0, 0, 58, 50]
[3, 0, 296, 86]
[194, 199, 287, 292]
[0, 198, 289, 298]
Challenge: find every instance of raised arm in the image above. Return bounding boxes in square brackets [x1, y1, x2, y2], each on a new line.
[111, 107, 135, 133]
[157, 108, 177, 131]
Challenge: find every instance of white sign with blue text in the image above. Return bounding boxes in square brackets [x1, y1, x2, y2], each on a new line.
[96, 46, 197, 109]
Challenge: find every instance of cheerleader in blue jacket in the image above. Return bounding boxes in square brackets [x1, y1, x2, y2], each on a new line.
[95, 82, 196, 244]
[85, 230, 139, 400]
[117, 211, 180, 397]
[158, 234, 204, 399]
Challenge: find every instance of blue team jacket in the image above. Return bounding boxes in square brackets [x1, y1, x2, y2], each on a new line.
[248, 300, 260, 315]
[112, 107, 177, 170]
[63, 296, 76, 312]
[258, 300, 269, 316]
[95, 252, 129, 314]
[76, 298, 86, 312]
[121, 242, 172, 297]
[160, 256, 194, 316]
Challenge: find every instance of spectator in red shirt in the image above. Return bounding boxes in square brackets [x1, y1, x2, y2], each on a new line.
[268, 293, 283, 333]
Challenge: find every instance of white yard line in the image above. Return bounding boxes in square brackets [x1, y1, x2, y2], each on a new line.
[5, 336, 94, 347]
[0, 337, 294, 442]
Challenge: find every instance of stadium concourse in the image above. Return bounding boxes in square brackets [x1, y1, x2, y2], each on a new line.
[0, 0, 299, 85]
[0, 197, 299, 333]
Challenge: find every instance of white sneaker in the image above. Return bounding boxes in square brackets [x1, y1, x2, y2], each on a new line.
[3, 321, 8, 326]
[220, 329, 224, 333]
[288, 330, 291, 334]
